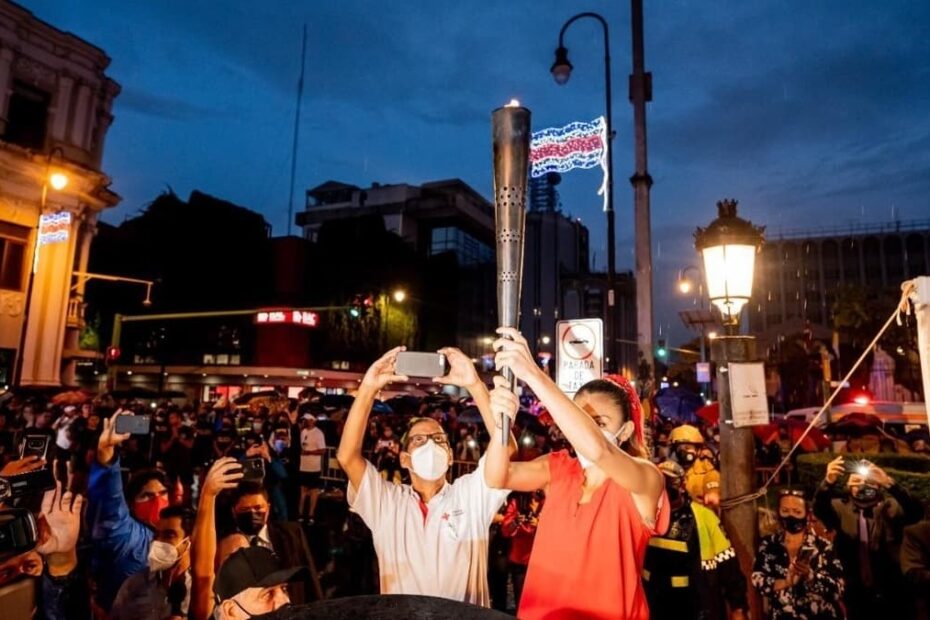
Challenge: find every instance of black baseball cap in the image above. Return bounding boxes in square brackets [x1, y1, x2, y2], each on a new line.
[214, 547, 304, 601]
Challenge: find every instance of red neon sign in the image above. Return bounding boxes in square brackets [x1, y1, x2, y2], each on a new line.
[255, 309, 319, 328]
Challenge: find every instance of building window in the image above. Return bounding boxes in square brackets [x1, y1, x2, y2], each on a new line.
[430, 226, 493, 265]
[2, 80, 51, 151]
[0, 232, 27, 291]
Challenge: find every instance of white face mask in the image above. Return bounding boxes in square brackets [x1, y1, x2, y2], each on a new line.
[147, 539, 187, 572]
[576, 425, 628, 470]
[409, 441, 450, 481]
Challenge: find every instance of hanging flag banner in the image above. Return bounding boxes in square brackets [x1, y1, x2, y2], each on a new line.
[727, 362, 770, 427]
[530, 117, 609, 211]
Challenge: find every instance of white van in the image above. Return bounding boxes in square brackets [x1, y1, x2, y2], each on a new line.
[785, 401, 927, 430]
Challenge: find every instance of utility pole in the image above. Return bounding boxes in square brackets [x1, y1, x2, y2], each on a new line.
[630, 0, 654, 380]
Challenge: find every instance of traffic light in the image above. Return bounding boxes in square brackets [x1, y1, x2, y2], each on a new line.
[348, 294, 362, 319]
[105, 346, 121, 364]
[656, 338, 668, 359]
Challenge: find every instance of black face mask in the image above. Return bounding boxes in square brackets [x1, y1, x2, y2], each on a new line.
[235, 511, 267, 535]
[779, 515, 807, 534]
[676, 448, 696, 466]
[853, 486, 882, 508]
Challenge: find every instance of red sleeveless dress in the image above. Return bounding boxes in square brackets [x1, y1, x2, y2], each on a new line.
[517, 450, 669, 620]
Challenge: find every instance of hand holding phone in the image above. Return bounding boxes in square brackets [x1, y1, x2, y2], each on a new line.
[115, 415, 151, 435]
[20, 435, 50, 461]
[239, 457, 265, 483]
[395, 352, 448, 379]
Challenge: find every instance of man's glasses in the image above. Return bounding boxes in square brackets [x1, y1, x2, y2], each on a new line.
[406, 433, 449, 449]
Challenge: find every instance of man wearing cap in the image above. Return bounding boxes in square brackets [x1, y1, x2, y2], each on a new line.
[643, 461, 747, 620]
[213, 546, 304, 620]
[299, 413, 326, 523]
[336, 346, 512, 607]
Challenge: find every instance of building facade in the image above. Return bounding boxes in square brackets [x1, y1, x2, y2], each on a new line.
[0, 1, 120, 387]
[520, 173, 637, 376]
[298, 179, 497, 356]
[749, 220, 930, 336]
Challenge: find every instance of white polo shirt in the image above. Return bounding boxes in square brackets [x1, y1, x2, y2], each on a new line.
[347, 457, 509, 607]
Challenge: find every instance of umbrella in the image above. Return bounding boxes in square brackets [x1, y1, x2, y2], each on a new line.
[826, 412, 884, 436]
[696, 402, 720, 425]
[655, 387, 704, 423]
[371, 400, 393, 414]
[51, 390, 94, 406]
[456, 406, 483, 425]
[321, 394, 355, 409]
[786, 419, 831, 452]
[233, 390, 284, 406]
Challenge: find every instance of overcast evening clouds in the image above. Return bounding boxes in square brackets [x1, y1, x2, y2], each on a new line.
[24, 0, 930, 342]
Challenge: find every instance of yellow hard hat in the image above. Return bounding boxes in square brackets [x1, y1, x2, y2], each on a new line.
[669, 424, 704, 445]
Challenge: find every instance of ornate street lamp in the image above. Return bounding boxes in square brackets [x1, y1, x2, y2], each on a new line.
[694, 199, 765, 331]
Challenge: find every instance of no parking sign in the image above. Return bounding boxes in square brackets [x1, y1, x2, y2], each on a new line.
[556, 318, 604, 397]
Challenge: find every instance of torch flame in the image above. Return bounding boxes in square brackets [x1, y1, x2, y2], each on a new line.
[505, 99, 521, 108]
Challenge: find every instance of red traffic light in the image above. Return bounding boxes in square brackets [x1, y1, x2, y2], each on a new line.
[106, 346, 121, 362]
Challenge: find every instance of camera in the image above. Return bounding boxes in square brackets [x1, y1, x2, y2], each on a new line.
[0, 509, 38, 560]
[844, 460, 870, 477]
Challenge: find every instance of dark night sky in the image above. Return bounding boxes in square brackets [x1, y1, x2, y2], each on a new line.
[25, 0, 930, 344]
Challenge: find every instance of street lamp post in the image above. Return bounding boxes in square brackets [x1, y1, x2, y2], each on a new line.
[551, 4, 653, 377]
[694, 199, 765, 614]
[551, 12, 616, 371]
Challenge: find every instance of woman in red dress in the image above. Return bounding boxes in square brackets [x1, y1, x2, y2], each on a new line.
[486, 328, 668, 620]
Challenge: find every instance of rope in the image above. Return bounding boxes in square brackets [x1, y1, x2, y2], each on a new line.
[719, 279, 917, 511]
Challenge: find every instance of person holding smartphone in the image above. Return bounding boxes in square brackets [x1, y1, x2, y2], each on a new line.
[336, 346, 512, 607]
[752, 489, 845, 619]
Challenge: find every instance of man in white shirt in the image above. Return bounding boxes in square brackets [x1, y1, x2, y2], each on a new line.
[336, 346, 513, 607]
[299, 413, 327, 522]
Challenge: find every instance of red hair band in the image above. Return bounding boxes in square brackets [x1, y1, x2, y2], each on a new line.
[603, 374, 644, 447]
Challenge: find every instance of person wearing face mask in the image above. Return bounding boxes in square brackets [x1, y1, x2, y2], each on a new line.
[111, 506, 194, 620]
[643, 461, 748, 620]
[218, 481, 321, 604]
[752, 489, 844, 619]
[87, 411, 171, 612]
[814, 456, 924, 619]
[670, 424, 720, 508]
[336, 346, 512, 606]
[485, 328, 668, 620]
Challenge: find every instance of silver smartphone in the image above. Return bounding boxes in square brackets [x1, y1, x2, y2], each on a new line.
[395, 352, 448, 378]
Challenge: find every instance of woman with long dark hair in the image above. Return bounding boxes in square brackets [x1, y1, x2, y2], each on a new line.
[486, 328, 668, 619]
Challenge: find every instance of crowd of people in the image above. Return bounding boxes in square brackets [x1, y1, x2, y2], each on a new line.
[0, 333, 929, 619]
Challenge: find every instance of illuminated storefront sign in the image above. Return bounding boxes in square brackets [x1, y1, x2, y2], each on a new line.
[38, 211, 72, 245]
[255, 309, 319, 328]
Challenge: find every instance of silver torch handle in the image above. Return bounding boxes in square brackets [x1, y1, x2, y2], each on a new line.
[492, 101, 530, 445]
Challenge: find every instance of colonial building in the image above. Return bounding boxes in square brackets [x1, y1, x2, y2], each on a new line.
[749, 220, 930, 336]
[0, 1, 120, 386]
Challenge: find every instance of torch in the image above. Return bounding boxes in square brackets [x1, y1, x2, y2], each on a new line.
[492, 99, 530, 444]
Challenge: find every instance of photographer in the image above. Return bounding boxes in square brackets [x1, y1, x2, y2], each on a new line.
[814, 455, 924, 619]
[87, 411, 170, 612]
[0, 467, 87, 620]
